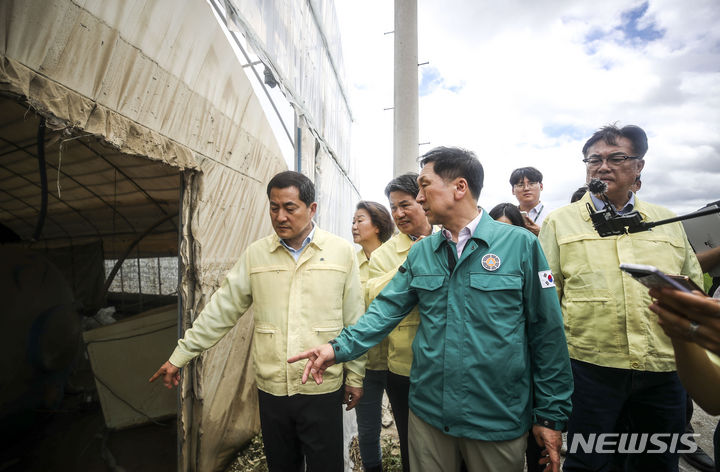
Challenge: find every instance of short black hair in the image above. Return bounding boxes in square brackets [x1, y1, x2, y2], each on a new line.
[570, 186, 587, 203]
[582, 124, 648, 158]
[266, 171, 315, 206]
[509, 167, 543, 186]
[384, 173, 420, 199]
[356, 201, 395, 243]
[418, 147, 484, 200]
[489, 203, 526, 227]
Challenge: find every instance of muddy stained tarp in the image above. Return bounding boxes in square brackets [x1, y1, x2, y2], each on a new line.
[181, 157, 283, 472]
[0, 56, 197, 173]
[1, 0, 288, 471]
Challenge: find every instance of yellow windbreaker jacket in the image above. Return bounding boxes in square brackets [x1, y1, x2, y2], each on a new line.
[539, 193, 703, 371]
[170, 227, 366, 395]
[357, 249, 389, 371]
[366, 232, 420, 376]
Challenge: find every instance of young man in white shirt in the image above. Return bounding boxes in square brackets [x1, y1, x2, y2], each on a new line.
[510, 167, 548, 236]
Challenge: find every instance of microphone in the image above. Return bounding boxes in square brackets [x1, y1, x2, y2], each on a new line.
[587, 178, 607, 195]
[586, 178, 645, 236]
[586, 180, 720, 237]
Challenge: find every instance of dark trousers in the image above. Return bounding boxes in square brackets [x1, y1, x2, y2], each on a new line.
[258, 388, 343, 472]
[356, 369, 388, 468]
[564, 359, 686, 472]
[386, 371, 410, 472]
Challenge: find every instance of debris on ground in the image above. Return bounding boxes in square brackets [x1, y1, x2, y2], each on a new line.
[226, 434, 268, 472]
[227, 431, 403, 471]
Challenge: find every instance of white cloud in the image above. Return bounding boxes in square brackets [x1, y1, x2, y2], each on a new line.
[336, 0, 720, 216]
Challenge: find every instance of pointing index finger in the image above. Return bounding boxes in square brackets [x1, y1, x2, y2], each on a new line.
[287, 350, 310, 364]
[149, 369, 162, 383]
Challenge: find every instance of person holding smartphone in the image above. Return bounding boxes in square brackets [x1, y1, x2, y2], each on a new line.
[649, 287, 720, 472]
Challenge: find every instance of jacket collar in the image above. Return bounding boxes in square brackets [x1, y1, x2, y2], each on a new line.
[395, 232, 413, 253]
[397, 225, 440, 253]
[356, 248, 369, 265]
[270, 223, 325, 253]
[430, 210, 493, 253]
[579, 192, 594, 222]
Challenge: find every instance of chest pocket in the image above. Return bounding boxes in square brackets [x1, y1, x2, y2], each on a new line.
[625, 231, 687, 272]
[409, 274, 445, 291]
[303, 263, 347, 312]
[468, 273, 523, 320]
[249, 265, 291, 309]
[469, 273, 522, 291]
[250, 265, 291, 275]
[409, 275, 445, 317]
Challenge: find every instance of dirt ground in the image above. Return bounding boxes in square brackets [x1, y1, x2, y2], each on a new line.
[681, 405, 719, 472]
[227, 399, 719, 472]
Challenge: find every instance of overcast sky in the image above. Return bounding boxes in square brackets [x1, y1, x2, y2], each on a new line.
[335, 0, 720, 216]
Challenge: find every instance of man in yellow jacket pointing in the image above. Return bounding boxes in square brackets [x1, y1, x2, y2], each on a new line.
[150, 171, 365, 472]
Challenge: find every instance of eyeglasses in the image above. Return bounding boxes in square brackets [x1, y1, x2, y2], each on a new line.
[513, 181, 540, 190]
[583, 155, 640, 168]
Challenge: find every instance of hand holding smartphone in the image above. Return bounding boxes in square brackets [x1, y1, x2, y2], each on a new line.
[619, 263, 702, 293]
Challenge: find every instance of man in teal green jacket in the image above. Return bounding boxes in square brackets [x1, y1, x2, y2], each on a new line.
[290, 147, 572, 472]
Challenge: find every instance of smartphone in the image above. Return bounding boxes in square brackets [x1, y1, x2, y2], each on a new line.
[619, 263, 697, 292]
[667, 274, 705, 292]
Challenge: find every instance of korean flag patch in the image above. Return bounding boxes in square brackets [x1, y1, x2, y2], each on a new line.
[538, 270, 556, 288]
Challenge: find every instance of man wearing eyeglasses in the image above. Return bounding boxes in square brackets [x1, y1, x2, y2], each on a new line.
[510, 167, 549, 235]
[538, 124, 703, 472]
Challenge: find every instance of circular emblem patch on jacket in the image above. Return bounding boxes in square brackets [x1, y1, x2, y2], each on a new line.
[481, 253, 501, 271]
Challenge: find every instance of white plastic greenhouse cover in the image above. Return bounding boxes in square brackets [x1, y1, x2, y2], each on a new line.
[222, 0, 356, 182]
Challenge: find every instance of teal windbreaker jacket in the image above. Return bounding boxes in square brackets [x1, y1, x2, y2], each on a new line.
[334, 211, 573, 440]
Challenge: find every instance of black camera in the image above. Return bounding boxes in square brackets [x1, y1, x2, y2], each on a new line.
[587, 203, 645, 237]
[587, 196, 720, 238]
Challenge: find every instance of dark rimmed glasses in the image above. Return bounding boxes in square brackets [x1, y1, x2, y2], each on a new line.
[512, 181, 540, 190]
[582, 155, 640, 169]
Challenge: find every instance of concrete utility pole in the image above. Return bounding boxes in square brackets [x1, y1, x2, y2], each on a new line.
[393, 0, 419, 176]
